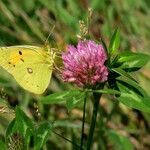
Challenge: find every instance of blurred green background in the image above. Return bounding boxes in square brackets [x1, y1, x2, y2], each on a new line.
[0, 0, 150, 149]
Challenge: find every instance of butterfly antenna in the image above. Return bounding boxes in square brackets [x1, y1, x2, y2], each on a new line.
[44, 25, 56, 46]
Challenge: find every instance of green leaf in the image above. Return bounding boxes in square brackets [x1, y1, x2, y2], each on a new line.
[6, 106, 34, 147]
[6, 119, 16, 137]
[25, 128, 33, 149]
[142, 97, 150, 108]
[101, 38, 110, 66]
[109, 28, 120, 54]
[108, 129, 134, 150]
[66, 91, 86, 111]
[92, 89, 120, 95]
[112, 68, 136, 82]
[118, 52, 150, 70]
[6, 119, 27, 149]
[34, 122, 52, 150]
[40, 90, 84, 104]
[117, 76, 148, 97]
[15, 106, 33, 136]
[101, 38, 108, 56]
[0, 140, 7, 150]
[117, 82, 150, 113]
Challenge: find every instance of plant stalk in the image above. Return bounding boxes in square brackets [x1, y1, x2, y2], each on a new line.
[80, 92, 87, 150]
[86, 92, 102, 150]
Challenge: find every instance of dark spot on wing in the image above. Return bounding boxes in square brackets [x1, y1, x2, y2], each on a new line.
[27, 68, 33, 74]
[37, 85, 39, 87]
[13, 65, 15, 67]
[19, 51, 22, 55]
[20, 58, 24, 62]
[8, 62, 11, 64]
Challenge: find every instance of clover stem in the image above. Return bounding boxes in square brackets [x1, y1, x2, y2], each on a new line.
[86, 92, 102, 150]
[80, 92, 87, 150]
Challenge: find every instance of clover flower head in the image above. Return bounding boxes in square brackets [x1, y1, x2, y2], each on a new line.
[62, 40, 108, 87]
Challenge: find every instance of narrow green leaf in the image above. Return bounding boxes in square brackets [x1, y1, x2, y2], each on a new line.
[92, 89, 120, 95]
[112, 68, 136, 82]
[117, 82, 150, 113]
[34, 122, 52, 150]
[110, 55, 119, 67]
[118, 52, 150, 70]
[40, 90, 84, 104]
[117, 76, 148, 97]
[66, 91, 86, 111]
[101, 38, 108, 56]
[25, 128, 33, 149]
[66, 0, 81, 16]
[142, 97, 150, 108]
[108, 129, 134, 150]
[56, 2, 78, 30]
[101, 38, 110, 66]
[109, 28, 120, 54]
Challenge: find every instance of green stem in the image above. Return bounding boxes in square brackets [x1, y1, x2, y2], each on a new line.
[86, 92, 102, 150]
[98, 105, 106, 150]
[52, 130, 81, 149]
[80, 92, 87, 150]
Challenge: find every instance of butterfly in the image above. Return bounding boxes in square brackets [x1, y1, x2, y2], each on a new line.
[0, 45, 55, 94]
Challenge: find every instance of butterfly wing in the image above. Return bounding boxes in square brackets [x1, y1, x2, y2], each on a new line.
[0, 46, 54, 94]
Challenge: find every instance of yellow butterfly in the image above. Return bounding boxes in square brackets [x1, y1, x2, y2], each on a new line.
[0, 45, 55, 94]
